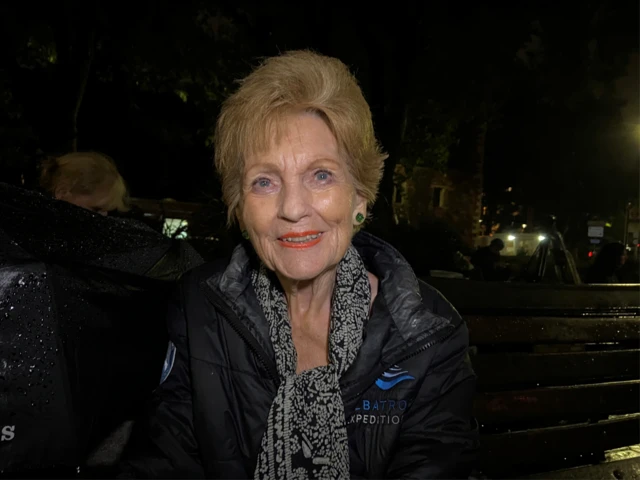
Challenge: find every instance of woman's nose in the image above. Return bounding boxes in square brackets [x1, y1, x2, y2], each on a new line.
[278, 181, 311, 222]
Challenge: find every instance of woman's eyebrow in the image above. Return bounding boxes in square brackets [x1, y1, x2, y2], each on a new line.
[307, 157, 341, 169]
[244, 162, 281, 177]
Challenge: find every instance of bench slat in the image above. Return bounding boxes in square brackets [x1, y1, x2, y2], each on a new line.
[524, 455, 640, 480]
[480, 415, 640, 478]
[475, 380, 640, 424]
[474, 350, 640, 390]
[468, 316, 640, 345]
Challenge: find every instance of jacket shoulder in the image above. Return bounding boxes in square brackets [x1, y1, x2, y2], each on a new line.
[166, 257, 230, 337]
[178, 255, 230, 292]
[417, 279, 463, 326]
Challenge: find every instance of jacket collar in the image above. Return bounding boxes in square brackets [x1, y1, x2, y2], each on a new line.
[353, 232, 452, 346]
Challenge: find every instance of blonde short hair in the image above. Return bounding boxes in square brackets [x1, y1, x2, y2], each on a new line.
[39, 151, 129, 212]
[214, 50, 387, 225]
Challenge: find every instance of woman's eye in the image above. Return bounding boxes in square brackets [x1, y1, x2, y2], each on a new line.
[315, 170, 332, 182]
[254, 178, 271, 189]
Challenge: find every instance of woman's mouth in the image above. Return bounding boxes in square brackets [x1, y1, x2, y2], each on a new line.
[278, 231, 324, 248]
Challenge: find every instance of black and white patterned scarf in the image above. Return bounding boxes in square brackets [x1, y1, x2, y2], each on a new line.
[251, 245, 370, 479]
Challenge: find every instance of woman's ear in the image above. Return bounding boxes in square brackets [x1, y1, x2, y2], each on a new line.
[354, 194, 367, 225]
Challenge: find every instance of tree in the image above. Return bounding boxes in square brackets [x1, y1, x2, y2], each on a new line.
[492, 0, 639, 239]
[383, 2, 532, 239]
[0, 1, 56, 180]
[0, 0, 98, 153]
[0, 0, 254, 199]
[85, 0, 254, 198]
[212, 1, 532, 230]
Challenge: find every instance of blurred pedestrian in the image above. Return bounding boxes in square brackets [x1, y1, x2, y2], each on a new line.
[471, 238, 510, 281]
[586, 242, 627, 283]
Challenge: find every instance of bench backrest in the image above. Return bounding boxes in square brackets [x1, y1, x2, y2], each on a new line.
[468, 312, 640, 478]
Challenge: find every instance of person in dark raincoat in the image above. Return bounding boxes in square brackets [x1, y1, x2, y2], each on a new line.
[0, 181, 203, 477]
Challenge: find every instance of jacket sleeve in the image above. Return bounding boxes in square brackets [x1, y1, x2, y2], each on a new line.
[385, 320, 479, 479]
[119, 284, 205, 479]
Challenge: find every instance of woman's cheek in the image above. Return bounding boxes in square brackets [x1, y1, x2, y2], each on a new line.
[314, 188, 353, 221]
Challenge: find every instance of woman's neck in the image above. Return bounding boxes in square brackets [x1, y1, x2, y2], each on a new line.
[276, 268, 379, 329]
[276, 268, 378, 373]
[277, 268, 337, 327]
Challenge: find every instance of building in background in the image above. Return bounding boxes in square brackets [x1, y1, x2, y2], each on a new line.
[393, 165, 483, 246]
[480, 185, 535, 238]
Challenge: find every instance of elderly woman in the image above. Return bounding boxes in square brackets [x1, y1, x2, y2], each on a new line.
[122, 51, 477, 479]
[40, 151, 128, 215]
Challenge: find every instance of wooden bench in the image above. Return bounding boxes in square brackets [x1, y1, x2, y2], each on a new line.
[468, 311, 640, 478]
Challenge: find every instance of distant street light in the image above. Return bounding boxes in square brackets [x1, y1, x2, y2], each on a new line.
[507, 235, 516, 241]
[538, 235, 546, 242]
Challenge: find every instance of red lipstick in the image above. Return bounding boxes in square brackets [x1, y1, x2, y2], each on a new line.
[278, 231, 323, 249]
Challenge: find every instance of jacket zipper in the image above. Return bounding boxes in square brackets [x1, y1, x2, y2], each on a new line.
[342, 324, 458, 403]
[202, 286, 280, 383]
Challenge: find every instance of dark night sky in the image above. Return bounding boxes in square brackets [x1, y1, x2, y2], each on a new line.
[0, 0, 638, 232]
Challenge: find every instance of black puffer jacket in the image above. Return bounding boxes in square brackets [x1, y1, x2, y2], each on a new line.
[122, 232, 478, 479]
[0, 183, 203, 475]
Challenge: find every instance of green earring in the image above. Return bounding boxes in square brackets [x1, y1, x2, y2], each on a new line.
[355, 212, 365, 224]
[241, 230, 249, 239]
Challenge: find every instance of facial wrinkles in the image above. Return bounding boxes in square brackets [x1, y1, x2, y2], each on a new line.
[239, 113, 363, 280]
[245, 130, 342, 200]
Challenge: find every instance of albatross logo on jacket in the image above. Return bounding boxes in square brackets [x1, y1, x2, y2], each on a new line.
[376, 365, 415, 390]
[349, 398, 409, 425]
[349, 365, 416, 426]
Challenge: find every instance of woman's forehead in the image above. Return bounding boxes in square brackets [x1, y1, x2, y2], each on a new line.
[244, 113, 341, 172]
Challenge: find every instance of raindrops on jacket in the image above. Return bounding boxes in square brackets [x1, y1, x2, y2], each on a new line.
[0, 270, 55, 416]
[0, 182, 203, 473]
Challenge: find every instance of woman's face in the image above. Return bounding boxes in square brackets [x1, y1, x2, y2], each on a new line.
[239, 112, 365, 282]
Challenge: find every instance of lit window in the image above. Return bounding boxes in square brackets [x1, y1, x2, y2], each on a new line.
[163, 218, 189, 239]
[433, 187, 444, 208]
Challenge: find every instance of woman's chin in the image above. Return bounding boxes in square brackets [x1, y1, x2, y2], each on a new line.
[273, 259, 335, 283]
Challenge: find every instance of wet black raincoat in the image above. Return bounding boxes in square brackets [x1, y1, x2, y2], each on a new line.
[0, 183, 203, 476]
[121, 232, 478, 479]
